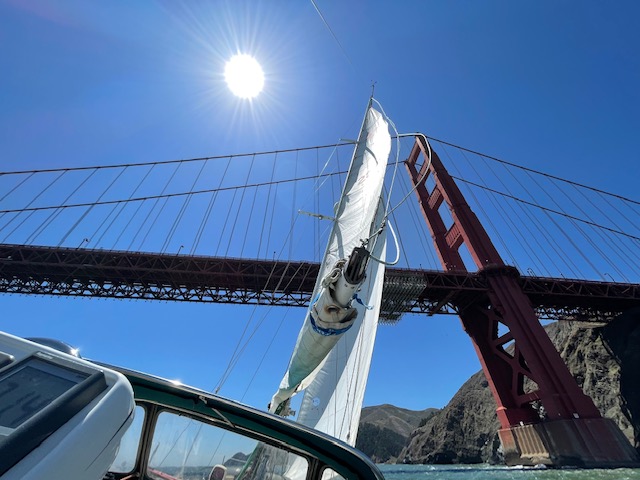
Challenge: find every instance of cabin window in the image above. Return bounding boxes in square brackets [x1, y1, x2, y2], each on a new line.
[321, 467, 347, 480]
[147, 410, 309, 480]
[109, 405, 146, 473]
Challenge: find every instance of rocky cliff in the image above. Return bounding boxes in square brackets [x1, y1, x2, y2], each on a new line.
[399, 310, 640, 464]
[356, 404, 437, 463]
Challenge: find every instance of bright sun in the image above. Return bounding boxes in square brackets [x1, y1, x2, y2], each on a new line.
[224, 54, 264, 99]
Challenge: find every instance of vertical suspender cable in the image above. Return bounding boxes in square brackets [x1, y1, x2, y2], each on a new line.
[58, 167, 126, 247]
[258, 152, 278, 258]
[191, 156, 232, 255]
[224, 155, 256, 257]
[135, 161, 183, 251]
[161, 159, 208, 253]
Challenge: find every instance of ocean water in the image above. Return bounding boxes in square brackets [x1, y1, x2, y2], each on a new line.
[378, 464, 640, 480]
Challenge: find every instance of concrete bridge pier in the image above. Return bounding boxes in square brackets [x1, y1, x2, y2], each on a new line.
[499, 417, 639, 467]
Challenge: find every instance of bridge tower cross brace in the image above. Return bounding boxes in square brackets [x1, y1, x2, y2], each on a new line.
[405, 136, 638, 467]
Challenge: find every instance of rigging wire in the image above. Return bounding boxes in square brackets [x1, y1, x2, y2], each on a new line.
[214, 140, 342, 395]
[309, 0, 354, 69]
[215, 108, 374, 402]
[239, 307, 291, 403]
[371, 98, 402, 217]
[391, 173, 436, 269]
[215, 261, 307, 393]
[367, 213, 400, 266]
[380, 133, 433, 221]
[331, 147, 341, 207]
[348, 100, 435, 267]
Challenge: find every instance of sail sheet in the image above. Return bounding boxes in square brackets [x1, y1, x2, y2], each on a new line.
[270, 105, 391, 445]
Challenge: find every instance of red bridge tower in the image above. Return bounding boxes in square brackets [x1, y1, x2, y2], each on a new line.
[406, 136, 638, 467]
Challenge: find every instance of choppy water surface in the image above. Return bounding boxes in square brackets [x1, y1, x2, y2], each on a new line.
[378, 464, 640, 480]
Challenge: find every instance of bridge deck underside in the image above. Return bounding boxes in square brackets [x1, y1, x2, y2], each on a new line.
[0, 245, 637, 322]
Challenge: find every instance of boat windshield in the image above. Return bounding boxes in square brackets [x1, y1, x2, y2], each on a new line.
[108, 404, 349, 480]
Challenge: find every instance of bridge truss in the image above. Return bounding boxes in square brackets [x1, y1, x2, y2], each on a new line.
[0, 244, 637, 323]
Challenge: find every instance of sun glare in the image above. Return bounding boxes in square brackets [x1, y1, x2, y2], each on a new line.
[224, 54, 264, 99]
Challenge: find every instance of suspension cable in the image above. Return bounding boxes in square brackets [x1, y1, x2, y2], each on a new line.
[0, 143, 354, 176]
[452, 177, 640, 242]
[426, 136, 640, 206]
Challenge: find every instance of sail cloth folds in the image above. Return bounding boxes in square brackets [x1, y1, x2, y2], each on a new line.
[297, 219, 386, 446]
[269, 105, 391, 432]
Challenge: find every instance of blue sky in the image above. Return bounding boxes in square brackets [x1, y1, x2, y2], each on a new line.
[0, 1, 638, 411]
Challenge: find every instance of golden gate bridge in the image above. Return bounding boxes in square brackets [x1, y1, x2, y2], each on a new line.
[0, 136, 637, 320]
[1, 135, 639, 466]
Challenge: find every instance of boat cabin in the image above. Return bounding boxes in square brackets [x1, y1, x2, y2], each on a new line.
[0, 332, 384, 480]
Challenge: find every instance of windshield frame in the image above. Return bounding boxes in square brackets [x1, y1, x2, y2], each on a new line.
[103, 364, 384, 480]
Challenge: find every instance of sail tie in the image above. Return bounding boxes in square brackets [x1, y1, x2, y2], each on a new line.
[309, 312, 354, 336]
[353, 293, 373, 310]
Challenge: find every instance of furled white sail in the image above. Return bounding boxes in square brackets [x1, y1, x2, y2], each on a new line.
[269, 103, 391, 442]
[297, 219, 386, 445]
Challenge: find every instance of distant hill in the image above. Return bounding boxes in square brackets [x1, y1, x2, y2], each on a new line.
[360, 404, 437, 438]
[356, 404, 438, 463]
